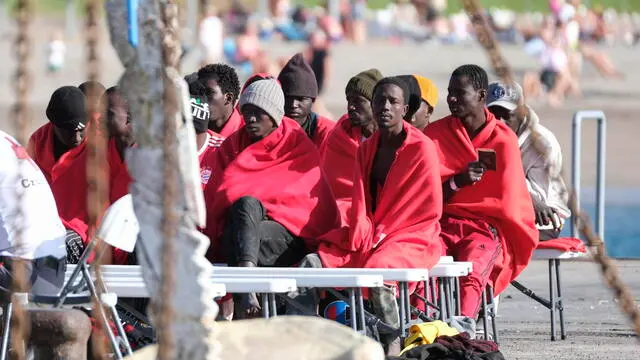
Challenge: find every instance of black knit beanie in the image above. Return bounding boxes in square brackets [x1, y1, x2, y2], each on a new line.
[395, 75, 422, 120]
[277, 53, 318, 98]
[345, 68, 383, 101]
[46, 86, 87, 130]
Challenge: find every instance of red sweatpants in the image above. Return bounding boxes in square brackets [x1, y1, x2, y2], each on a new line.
[440, 216, 502, 318]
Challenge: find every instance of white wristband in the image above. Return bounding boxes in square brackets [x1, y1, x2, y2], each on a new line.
[449, 177, 460, 192]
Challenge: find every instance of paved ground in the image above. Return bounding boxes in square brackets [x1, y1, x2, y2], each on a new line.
[499, 260, 639, 359]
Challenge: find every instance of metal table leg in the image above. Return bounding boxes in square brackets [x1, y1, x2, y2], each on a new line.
[549, 260, 556, 341]
[269, 293, 277, 317]
[455, 278, 461, 316]
[262, 293, 270, 318]
[402, 282, 411, 326]
[424, 280, 430, 315]
[348, 289, 358, 331]
[438, 278, 446, 321]
[356, 288, 366, 332]
[555, 259, 566, 340]
[481, 288, 489, 341]
[488, 286, 498, 344]
[0, 302, 13, 360]
[443, 278, 452, 320]
[399, 285, 407, 337]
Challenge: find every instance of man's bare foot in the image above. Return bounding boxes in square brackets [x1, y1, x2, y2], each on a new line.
[237, 293, 262, 319]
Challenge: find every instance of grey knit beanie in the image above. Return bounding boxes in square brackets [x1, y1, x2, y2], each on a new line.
[239, 79, 285, 126]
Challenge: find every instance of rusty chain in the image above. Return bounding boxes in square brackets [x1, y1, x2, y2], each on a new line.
[84, 0, 111, 357]
[157, 1, 181, 358]
[460, 0, 640, 338]
[9, 0, 33, 358]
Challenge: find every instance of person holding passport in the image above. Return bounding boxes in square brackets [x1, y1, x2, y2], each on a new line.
[424, 65, 538, 333]
[486, 80, 570, 240]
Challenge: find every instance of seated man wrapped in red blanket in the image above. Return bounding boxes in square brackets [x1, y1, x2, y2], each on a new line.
[51, 87, 134, 265]
[203, 78, 341, 318]
[320, 68, 383, 222]
[294, 77, 443, 355]
[278, 53, 335, 148]
[424, 65, 538, 324]
[28, 86, 91, 184]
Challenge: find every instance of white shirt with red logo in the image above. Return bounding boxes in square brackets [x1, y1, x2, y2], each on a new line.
[198, 130, 224, 189]
[0, 130, 66, 260]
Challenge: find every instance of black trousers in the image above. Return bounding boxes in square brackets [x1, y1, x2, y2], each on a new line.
[221, 196, 308, 267]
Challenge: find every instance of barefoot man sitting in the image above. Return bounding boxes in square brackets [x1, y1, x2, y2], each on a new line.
[298, 77, 443, 355]
[203, 79, 340, 318]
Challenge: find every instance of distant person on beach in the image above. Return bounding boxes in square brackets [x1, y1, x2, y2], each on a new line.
[278, 53, 335, 149]
[305, 30, 333, 119]
[198, 6, 224, 67]
[425, 65, 537, 334]
[46, 30, 66, 75]
[486, 81, 570, 240]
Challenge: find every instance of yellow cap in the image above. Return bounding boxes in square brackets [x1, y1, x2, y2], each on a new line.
[412, 75, 439, 108]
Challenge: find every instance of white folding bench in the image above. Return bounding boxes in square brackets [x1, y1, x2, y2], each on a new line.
[211, 268, 384, 332]
[510, 237, 587, 341]
[212, 267, 429, 336]
[78, 265, 297, 319]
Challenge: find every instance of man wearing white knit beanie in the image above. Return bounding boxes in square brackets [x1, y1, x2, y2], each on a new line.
[238, 79, 285, 142]
[204, 78, 341, 318]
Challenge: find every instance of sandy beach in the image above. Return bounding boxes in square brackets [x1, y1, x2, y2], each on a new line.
[2, 18, 639, 188]
[0, 16, 638, 359]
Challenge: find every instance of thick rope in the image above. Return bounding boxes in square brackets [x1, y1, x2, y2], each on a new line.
[460, 0, 640, 339]
[84, 0, 110, 357]
[9, 0, 33, 358]
[156, 1, 181, 358]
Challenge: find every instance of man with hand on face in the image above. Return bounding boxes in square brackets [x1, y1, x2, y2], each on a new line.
[320, 68, 382, 222]
[197, 63, 243, 137]
[278, 52, 335, 148]
[185, 73, 225, 190]
[305, 77, 443, 355]
[203, 79, 340, 318]
[425, 65, 537, 334]
[486, 81, 570, 240]
[28, 86, 88, 184]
